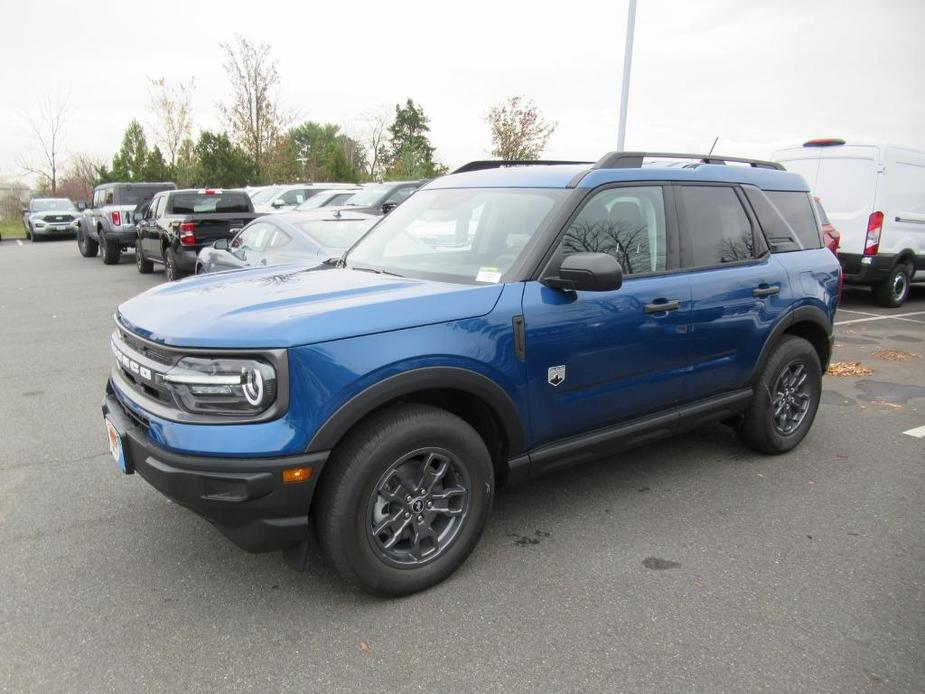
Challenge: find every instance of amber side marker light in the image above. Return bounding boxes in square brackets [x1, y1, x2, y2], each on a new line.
[282, 467, 313, 484]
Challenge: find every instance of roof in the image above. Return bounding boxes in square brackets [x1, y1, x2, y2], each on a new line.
[426, 157, 809, 193]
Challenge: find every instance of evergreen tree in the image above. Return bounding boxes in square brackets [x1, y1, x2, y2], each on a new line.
[385, 99, 446, 179]
[193, 131, 255, 188]
[111, 120, 150, 181]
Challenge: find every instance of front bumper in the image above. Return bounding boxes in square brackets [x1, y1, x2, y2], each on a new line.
[34, 221, 79, 236]
[102, 386, 328, 553]
[838, 252, 895, 285]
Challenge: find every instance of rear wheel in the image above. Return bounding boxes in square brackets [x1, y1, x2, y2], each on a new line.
[739, 335, 821, 454]
[313, 404, 493, 597]
[872, 261, 912, 307]
[164, 247, 186, 281]
[135, 245, 153, 273]
[101, 236, 121, 264]
[77, 227, 99, 257]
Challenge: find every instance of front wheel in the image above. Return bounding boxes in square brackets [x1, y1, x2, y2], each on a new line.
[739, 335, 821, 454]
[872, 262, 912, 307]
[313, 404, 493, 597]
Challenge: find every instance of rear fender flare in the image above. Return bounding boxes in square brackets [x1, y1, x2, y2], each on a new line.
[752, 305, 833, 382]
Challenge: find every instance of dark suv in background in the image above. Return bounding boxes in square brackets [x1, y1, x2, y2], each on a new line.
[78, 182, 176, 263]
[134, 188, 261, 280]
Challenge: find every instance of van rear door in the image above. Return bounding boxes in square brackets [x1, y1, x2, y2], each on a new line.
[776, 145, 879, 256]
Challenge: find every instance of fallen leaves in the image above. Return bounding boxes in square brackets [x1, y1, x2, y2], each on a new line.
[357, 639, 372, 656]
[871, 350, 919, 362]
[827, 361, 874, 376]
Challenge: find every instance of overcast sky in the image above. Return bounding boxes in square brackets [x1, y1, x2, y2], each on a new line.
[1, 0, 923, 184]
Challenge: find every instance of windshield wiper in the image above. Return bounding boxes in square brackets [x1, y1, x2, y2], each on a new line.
[350, 265, 404, 278]
[321, 256, 345, 268]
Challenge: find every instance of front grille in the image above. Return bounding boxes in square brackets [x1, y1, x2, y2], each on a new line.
[119, 329, 175, 365]
[43, 214, 75, 223]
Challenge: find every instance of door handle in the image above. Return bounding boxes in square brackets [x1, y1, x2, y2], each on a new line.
[752, 285, 780, 297]
[644, 299, 682, 314]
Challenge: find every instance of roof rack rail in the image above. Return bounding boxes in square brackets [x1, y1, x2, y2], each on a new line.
[452, 159, 592, 174]
[592, 151, 784, 171]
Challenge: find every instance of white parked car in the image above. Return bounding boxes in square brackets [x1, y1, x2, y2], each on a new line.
[295, 187, 363, 211]
[773, 138, 925, 306]
[251, 183, 359, 214]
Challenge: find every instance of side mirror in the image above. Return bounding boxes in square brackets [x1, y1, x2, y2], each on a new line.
[381, 201, 398, 215]
[544, 253, 623, 292]
[270, 199, 286, 208]
[213, 238, 229, 251]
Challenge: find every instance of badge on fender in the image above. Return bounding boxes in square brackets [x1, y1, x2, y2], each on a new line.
[547, 365, 566, 386]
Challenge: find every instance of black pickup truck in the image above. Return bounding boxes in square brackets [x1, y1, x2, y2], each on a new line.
[134, 189, 262, 280]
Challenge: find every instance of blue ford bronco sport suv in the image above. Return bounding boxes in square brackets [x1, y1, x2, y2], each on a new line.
[102, 151, 840, 596]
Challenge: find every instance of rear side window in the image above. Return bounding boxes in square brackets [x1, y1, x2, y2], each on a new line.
[677, 186, 756, 267]
[766, 191, 822, 250]
[169, 192, 251, 214]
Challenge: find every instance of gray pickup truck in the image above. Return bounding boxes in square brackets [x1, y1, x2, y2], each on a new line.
[78, 181, 176, 264]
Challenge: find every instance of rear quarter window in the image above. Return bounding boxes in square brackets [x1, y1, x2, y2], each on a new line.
[765, 191, 822, 250]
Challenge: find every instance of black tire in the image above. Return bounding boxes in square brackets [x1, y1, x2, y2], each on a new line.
[739, 335, 821, 455]
[135, 245, 154, 274]
[29, 225, 40, 242]
[313, 403, 494, 597]
[872, 261, 913, 308]
[164, 247, 185, 281]
[25, 223, 32, 241]
[101, 236, 121, 264]
[77, 227, 99, 257]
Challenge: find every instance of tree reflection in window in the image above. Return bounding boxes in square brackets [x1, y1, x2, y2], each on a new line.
[563, 218, 652, 276]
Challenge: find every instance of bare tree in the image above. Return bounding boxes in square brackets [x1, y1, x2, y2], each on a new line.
[486, 96, 557, 160]
[219, 35, 285, 179]
[56, 153, 106, 201]
[357, 108, 392, 181]
[18, 95, 70, 194]
[147, 76, 195, 168]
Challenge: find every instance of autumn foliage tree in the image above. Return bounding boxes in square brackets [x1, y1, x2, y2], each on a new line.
[219, 36, 286, 180]
[486, 96, 556, 160]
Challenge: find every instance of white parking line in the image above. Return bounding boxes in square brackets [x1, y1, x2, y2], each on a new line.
[836, 308, 881, 317]
[834, 310, 925, 326]
[902, 425, 925, 439]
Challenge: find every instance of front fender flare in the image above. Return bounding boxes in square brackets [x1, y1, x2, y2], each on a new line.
[306, 366, 526, 456]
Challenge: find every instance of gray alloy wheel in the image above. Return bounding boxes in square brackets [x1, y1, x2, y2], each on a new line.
[770, 360, 812, 435]
[366, 447, 471, 568]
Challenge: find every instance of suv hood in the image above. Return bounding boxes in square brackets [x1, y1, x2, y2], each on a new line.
[118, 265, 505, 349]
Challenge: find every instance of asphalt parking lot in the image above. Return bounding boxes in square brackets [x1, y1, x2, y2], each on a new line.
[1, 239, 923, 693]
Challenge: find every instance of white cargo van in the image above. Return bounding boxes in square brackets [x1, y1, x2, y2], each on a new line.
[772, 139, 925, 306]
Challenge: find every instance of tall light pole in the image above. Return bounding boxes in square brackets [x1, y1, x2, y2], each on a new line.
[616, 0, 637, 151]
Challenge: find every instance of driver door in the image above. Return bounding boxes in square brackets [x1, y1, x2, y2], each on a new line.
[521, 185, 691, 451]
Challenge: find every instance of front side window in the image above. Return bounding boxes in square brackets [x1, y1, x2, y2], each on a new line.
[280, 188, 309, 205]
[346, 188, 569, 283]
[383, 185, 417, 205]
[559, 186, 668, 276]
[235, 222, 275, 252]
[678, 186, 756, 267]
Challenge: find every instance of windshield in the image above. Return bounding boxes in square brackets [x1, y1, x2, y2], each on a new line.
[32, 198, 76, 212]
[294, 217, 378, 250]
[250, 187, 282, 204]
[345, 188, 568, 283]
[343, 185, 392, 207]
[296, 191, 360, 210]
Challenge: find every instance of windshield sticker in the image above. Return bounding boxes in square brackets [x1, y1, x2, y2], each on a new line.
[476, 267, 502, 283]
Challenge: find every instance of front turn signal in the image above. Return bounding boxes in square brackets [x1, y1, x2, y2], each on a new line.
[282, 467, 313, 485]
